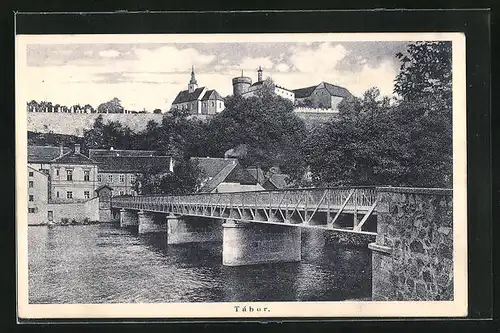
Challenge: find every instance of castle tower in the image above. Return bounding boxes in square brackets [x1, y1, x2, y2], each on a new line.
[232, 70, 252, 96]
[188, 65, 198, 93]
[257, 66, 263, 82]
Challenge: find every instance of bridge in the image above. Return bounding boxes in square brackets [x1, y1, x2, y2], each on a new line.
[111, 187, 378, 233]
[106, 186, 454, 301]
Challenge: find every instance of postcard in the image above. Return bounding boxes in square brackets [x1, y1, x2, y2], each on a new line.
[16, 32, 467, 319]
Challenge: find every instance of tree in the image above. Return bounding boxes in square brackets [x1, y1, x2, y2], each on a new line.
[304, 41, 453, 188]
[202, 92, 308, 182]
[97, 97, 124, 114]
[134, 158, 203, 195]
[153, 108, 162, 114]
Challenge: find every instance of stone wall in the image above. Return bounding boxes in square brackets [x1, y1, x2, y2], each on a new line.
[370, 187, 453, 301]
[325, 229, 376, 247]
[46, 197, 100, 224]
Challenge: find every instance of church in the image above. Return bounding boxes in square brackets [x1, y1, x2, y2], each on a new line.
[170, 67, 225, 115]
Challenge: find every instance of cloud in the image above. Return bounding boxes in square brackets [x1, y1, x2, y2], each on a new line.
[240, 56, 273, 71]
[131, 46, 216, 72]
[99, 49, 120, 58]
[274, 63, 290, 72]
[289, 42, 348, 73]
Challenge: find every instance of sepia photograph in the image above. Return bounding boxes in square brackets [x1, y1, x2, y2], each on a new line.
[16, 32, 467, 319]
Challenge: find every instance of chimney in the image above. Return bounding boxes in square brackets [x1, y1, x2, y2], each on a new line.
[169, 157, 174, 173]
[59, 145, 64, 157]
[74, 144, 81, 154]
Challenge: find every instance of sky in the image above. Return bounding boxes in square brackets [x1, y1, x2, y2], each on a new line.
[24, 40, 409, 112]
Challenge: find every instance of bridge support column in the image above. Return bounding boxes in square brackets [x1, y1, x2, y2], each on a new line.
[120, 208, 138, 228]
[138, 211, 167, 234]
[222, 219, 301, 266]
[167, 215, 222, 244]
[369, 187, 453, 301]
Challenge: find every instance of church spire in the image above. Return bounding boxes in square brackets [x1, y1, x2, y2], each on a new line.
[188, 65, 198, 92]
[190, 65, 197, 84]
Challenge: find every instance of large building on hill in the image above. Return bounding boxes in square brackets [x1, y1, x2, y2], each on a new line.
[293, 82, 353, 111]
[191, 157, 264, 193]
[171, 66, 225, 115]
[232, 67, 295, 103]
[89, 148, 174, 196]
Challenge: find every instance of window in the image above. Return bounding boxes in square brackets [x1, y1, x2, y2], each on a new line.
[108, 175, 113, 183]
[119, 174, 125, 183]
[29, 195, 34, 202]
[84, 191, 90, 199]
[66, 191, 73, 199]
[130, 174, 136, 183]
[97, 174, 102, 182]
[28, 181, 33, 188]
[56, 191, 59, 198]
[66, 169, 73, 181]
[56, 168, 59, 176]
[119, 190, 124, 196]
[29, 171, 33, 177]
[84, 170, 90, 181]
[28, 208, 36, 213]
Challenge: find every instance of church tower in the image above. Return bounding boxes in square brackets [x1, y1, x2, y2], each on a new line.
[188, 65, 198, 93]
[257, 66, 263, 82]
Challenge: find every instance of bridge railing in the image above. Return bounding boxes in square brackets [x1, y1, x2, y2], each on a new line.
[111, 187, 377, 213]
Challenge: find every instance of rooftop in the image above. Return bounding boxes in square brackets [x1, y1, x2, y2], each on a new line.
[191, 157, 257, 192]
[293, 82, 353, 99]
[89, 148, 158, 159]
[28, 145, 71, 163]
[92, 155, 172, 173]
[172, 87, 206, 104]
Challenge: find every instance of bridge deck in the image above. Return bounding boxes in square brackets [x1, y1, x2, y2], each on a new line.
[111, 187, 378, 233]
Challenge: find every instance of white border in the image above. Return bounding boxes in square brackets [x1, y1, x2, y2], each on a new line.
[16, 32, 467, 319]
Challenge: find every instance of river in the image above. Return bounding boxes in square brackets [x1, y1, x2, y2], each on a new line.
[28, 223, 371, 303]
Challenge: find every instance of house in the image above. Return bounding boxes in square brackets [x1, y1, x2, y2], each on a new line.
[28, 145, 71, 172]
[27, 166, 49, 224]
[49, 144, 99, 203]
[191, 157, 265, 193]
[89, 148, 173, 196]
[171, 66, 225, 114]
[232, 67, 295, 103]
[27, 144, 100, 225]
[293, 82, 353, 111]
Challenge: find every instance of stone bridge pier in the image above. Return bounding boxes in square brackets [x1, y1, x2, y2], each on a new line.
[222, 219, 301, 266]
[120, 208, 138, 228]
[166, 215, 223, 244]
[138, 211, 167, 234]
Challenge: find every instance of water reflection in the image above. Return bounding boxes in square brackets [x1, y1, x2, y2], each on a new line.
[28, 223, 371, 303]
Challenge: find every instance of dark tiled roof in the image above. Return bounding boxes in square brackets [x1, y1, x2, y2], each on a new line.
[293, 85, 317, 98]
[191, 157, 238, 179]
[323, 82, 353, 98]
[92, 156, 172, 173]
[172, 87, 206, 104]
[191, 157, 256, 192]
[293, 82, 353, 99]
[201, 90, 224, 101]
[28, 145, 71, 163]
[89, 149, 157, 159]
[246, 167, 266, 185]
[250, 81, 263, 87]
[50, 151, 98, 165]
